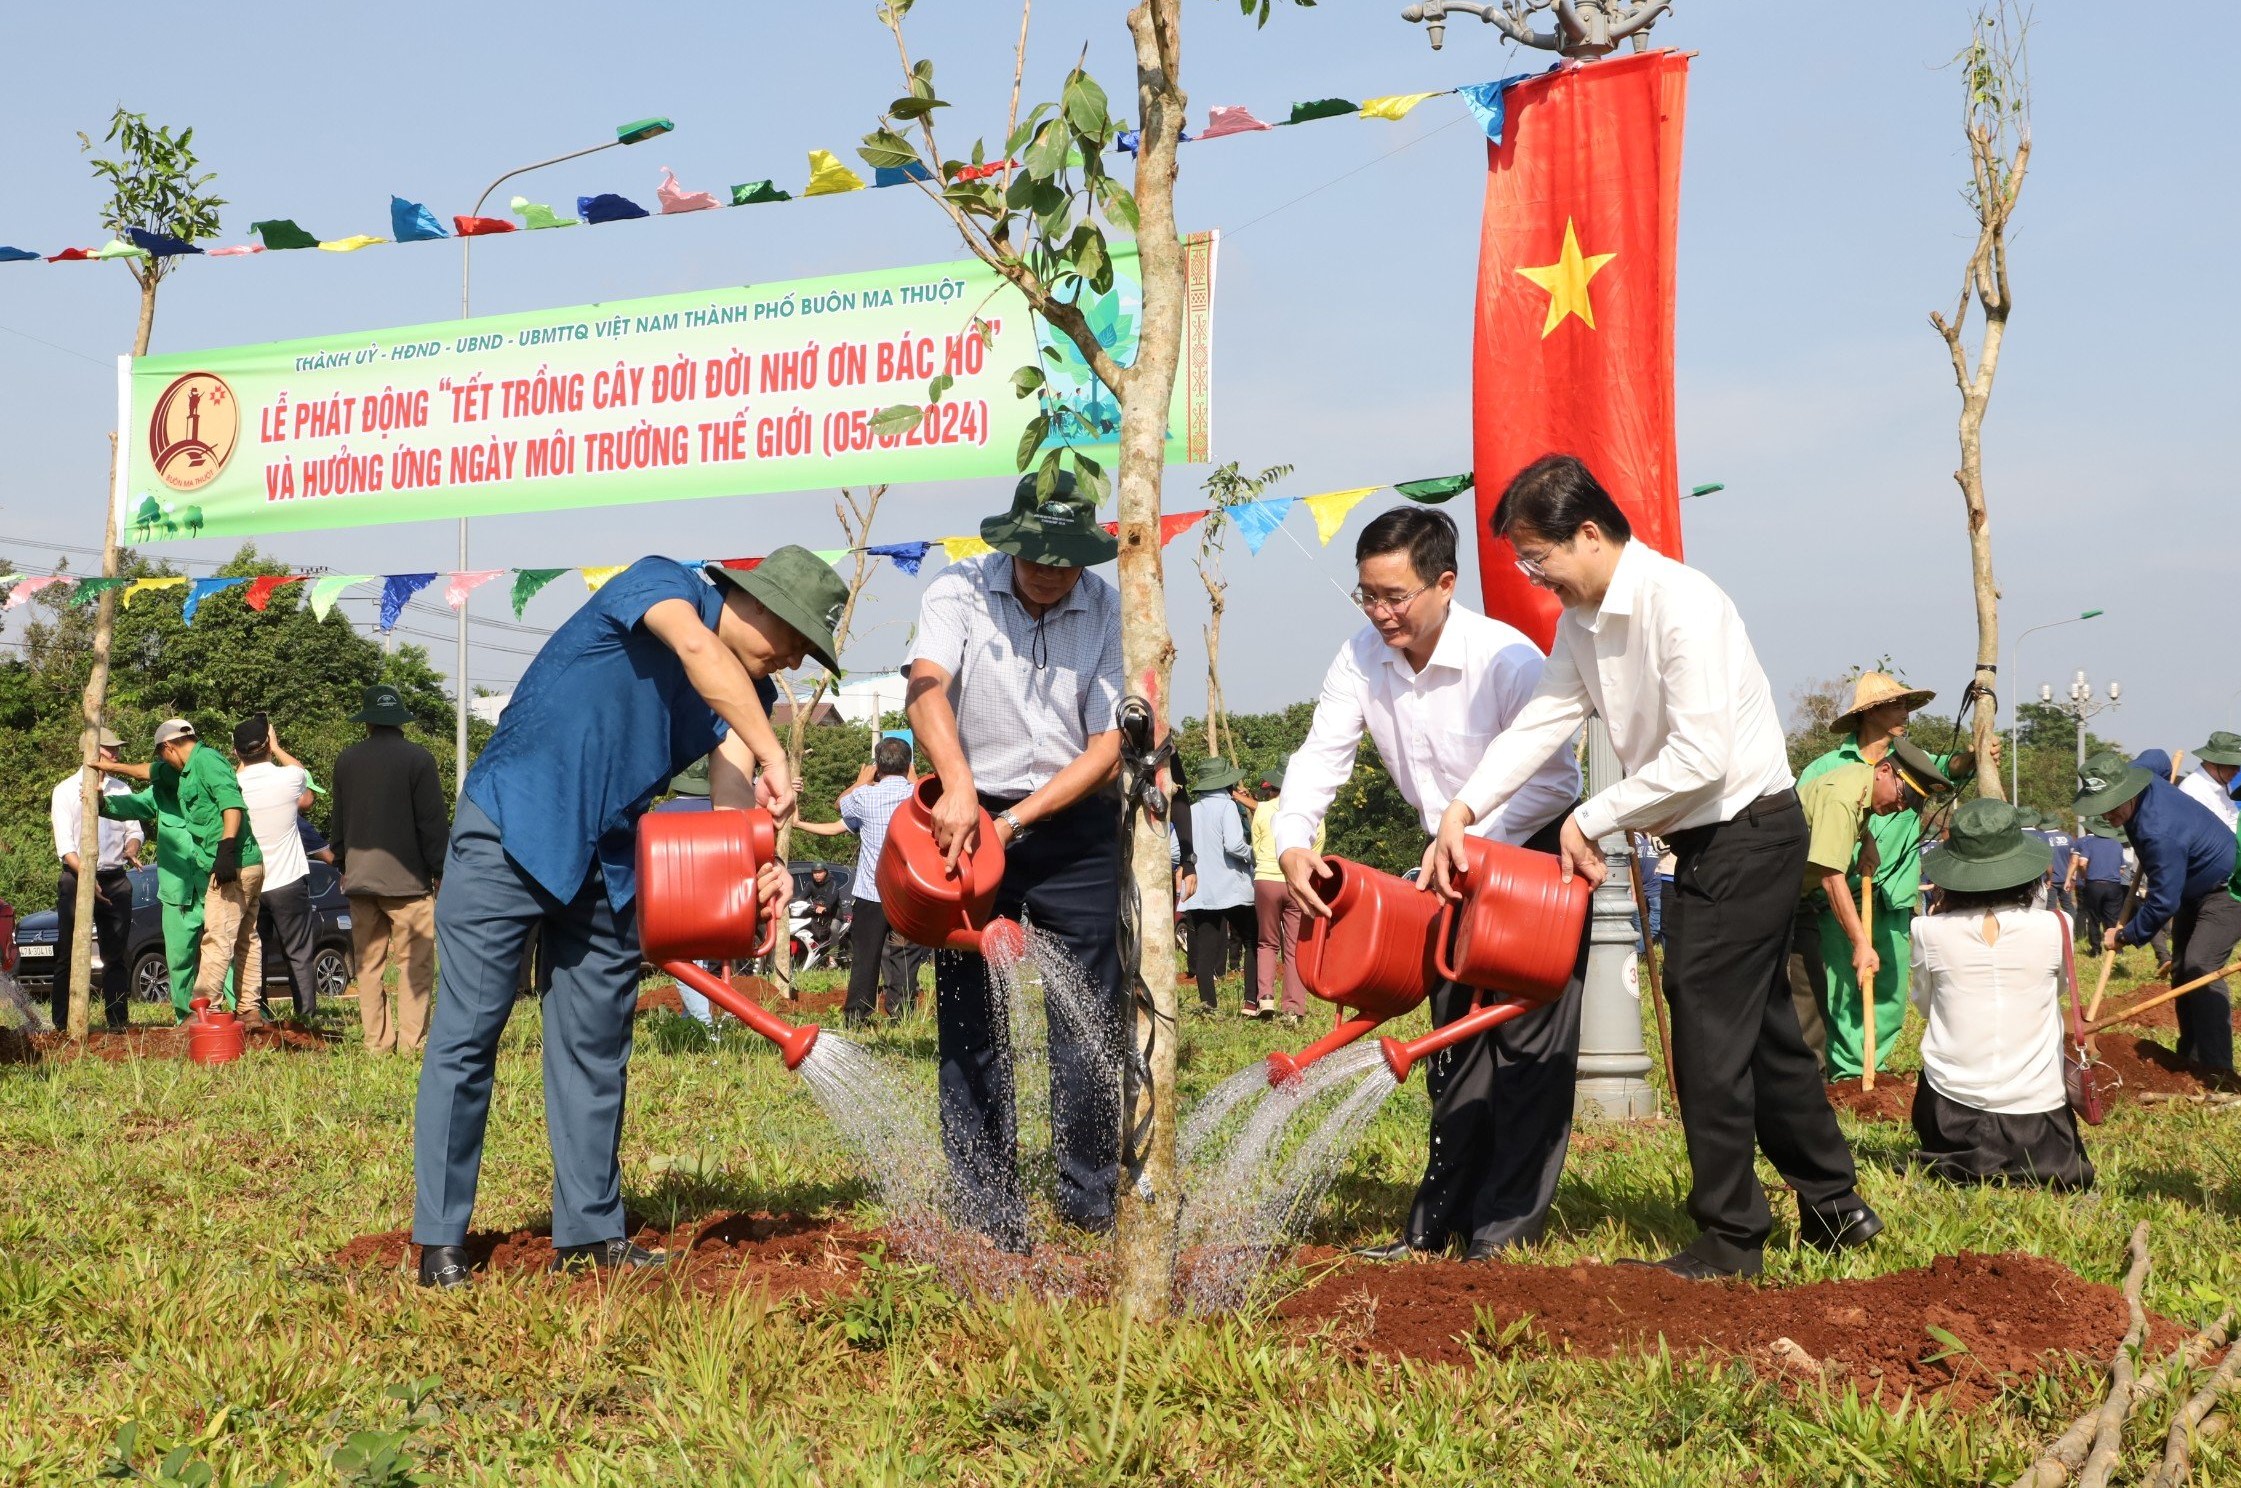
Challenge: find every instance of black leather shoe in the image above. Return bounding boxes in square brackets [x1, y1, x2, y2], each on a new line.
[418, 1245, 472, 1289]
[1464, 1239, 1508, 1262]
[1354, 1237, 1442, 1262]
[1617, 1249, 1761, 1281]
[551, 1238, 669, 1274]
[1797, 1200, 1884, 1253]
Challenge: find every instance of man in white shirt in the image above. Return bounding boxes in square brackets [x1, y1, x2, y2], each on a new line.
[1430, 455, 1875, 1280]
[1275, 507, 1585, 1260]
[48, 728, 143, 1030]
[2179, 732, 2241, 833]
[232, 714, 321, 1023]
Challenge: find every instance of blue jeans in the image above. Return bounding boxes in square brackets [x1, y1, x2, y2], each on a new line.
[412, 799, 643, 1248]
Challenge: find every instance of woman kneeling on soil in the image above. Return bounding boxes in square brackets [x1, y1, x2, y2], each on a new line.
[1908, 799, 2094, 1190]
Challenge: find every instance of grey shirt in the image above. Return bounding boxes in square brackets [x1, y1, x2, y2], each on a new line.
[329, 728, 451, 898]
[906, 554, 1124, 798]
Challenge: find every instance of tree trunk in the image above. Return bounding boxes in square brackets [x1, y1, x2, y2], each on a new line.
[1110, 0, 1187, 1320]
[67, 275, 157, 1039]
[1957, 384, 2004, 801]
[1201, 565, 1226, 759]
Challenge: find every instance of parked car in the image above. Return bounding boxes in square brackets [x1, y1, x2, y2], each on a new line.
[12, 863, 356, 1005]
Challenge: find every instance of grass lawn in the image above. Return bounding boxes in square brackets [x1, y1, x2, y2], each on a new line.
[3, 948, 2239, 1485]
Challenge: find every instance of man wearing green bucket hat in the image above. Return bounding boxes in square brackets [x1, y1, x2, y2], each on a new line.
[1171, 756, 1256, 1016]
[2179, 731, 2241, 834]
[1907, 798, 2094, 1190]
[413, 549, 843, 1288]
[906, 470, 1126, 1250]
[2074, 747, 2240, 1069]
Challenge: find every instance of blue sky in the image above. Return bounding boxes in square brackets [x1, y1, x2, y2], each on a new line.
[1, 1, 2232, 756]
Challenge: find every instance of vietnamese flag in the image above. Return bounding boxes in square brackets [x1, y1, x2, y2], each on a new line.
[1472, 51, 1690, 649]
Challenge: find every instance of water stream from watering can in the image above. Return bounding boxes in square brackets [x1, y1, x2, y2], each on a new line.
[0, 973, 44, 1032]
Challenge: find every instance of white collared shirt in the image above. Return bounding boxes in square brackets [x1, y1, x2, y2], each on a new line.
[50, 772, 143, 871]
[1455, 542, 1794, 841]
[1911, 908, 2069, 1115]
[1273, 606, 1581, 857]
[2179, 769, 2239, 832]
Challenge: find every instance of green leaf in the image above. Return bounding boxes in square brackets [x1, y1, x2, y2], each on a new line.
[1067, 224, 1111, 294]
[1921, 1323, 1971, 1364]
[1010, 366, 1046, 398]
[1021, 120, 1070, 180]
[1063, 71, 1111, 137]
[1096, 178, 1139, 233]
[889, 96, 946, 120]
[1007, 104, 1056, 162]
[926, 372, 954, 403]
[1072, 451, 1110, 502]
[1015, 412, 1051, 471]
[857, 129, 922, 173]
[869, 405, 924, 437]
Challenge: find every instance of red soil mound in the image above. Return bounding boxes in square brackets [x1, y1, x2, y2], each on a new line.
[1820, 1036, 2239, 1124]
[1276, 1249, 2176, 1408]
[334, 1211, 868, 1300]
[0, 1021, 337, 1065]
[637, 975, 846, 1018]
[1824, 1076, 1917, 1124]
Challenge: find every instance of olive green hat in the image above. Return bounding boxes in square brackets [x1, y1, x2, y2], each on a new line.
[2083, 815, 2123, 839]
[1188, 757, 1246, 795]
[2073, 748, 2153, 818]
[1923, 798, 2053, 894]
[668, 758, 711, 798]
[1887, 737, 1956, 807]
[2194, 731, 2241, 767]
[703, 545, 846, 675]
[349, 683, 413, 726]
[980, 470, 1119, 568]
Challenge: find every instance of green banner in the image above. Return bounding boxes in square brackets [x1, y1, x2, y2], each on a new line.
[116, 236, 1216, 541]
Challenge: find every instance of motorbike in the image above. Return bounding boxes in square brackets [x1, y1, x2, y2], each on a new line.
[767, 897, 851, 973]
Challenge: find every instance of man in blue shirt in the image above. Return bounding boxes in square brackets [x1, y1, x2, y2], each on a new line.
[413, 549, 845, 1288]
[834, 736, 917, 1026]
[2066, 817, 2129, 946]
[2075, 748, 2241, 1070]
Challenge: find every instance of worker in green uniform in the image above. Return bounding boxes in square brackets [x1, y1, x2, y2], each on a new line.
[1796, 673, 1982, 1077]
[94, 717, 262, 1019]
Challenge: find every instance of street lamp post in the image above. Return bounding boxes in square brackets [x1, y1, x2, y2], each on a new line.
[2009, 609, 2103, 800]
[2040, 670, 2120, 827]
[451, 116, 675, 795]
[1400, 0, 1673, 55]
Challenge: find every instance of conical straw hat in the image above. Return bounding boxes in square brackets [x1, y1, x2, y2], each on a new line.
[1833, 671, 1936, 728]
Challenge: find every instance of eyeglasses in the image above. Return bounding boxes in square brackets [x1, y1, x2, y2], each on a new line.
[1349, 583, 1430, 618]
[1512, 540, 1561, 581]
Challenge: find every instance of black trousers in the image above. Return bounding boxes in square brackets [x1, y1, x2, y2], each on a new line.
[1403, 811, 1587, 1253]
[881, 939, 932, 1015]
[844, 896, 889, 1021]
[1662, 793, 1860, 1269]
[934, 792, 1123, 1244]
[1910, 1079, 2093, 1191]
[259, 876, 324, 1019]
[52, 866, 133, 1029]
[1185, 904, 1257, 1010]
[2171, 890, 2241, 1072]
[2077, 882, 2125, 945]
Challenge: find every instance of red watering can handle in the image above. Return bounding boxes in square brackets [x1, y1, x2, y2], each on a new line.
[1296, 890, 1331, 988]
[755, 900, 781, 958]
[1432, 894, 1463, 986]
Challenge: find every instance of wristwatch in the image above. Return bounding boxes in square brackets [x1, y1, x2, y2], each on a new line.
[997, 807, 1030, 841]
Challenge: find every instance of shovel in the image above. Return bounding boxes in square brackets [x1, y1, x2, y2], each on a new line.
[2085, 876, 2146, 1025]
[1859, 878, 1877, 1091]
[2087, 958, 2241, 1034]
[1626, 836, 1677, 1113]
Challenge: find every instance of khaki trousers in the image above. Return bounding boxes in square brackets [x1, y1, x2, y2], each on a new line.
[353, 892, 436, 1053]
[197, 864, 267, 1013]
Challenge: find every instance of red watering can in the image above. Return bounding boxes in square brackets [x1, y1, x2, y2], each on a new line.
[185, 995, 244, 1066]
[1267, 857, 1442, 1086]
[636, 807, 818, 1068]
[875, 777, 1027, 961]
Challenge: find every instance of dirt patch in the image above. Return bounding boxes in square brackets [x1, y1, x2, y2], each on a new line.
[1277, 1249, 2178, 1408]
[2092, 1037, 2241, 1099]
[1824, 1076, 1917, 1124]
[0, 1021, 337, 1066]
[637, 975, 846, 1019]
[335, 1211, 869, 1300]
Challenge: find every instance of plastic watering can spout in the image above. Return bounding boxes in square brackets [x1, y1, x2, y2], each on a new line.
[664, 960, 820, 1070]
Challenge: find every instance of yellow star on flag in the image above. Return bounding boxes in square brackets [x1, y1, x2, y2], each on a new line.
[1515, 218, 1617, 338]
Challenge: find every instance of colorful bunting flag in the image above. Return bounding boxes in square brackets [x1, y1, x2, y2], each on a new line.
[91, 240, 149, 261]
[953, 161, 1016, 182]
[69, 576, 127, 605]
[318, 235, 386, 253]
[941, 535, 993, 562]
[1161, 510, 1209, 546]
[512, 568, 567, 618]
[713, 557, 762, 571]
[181, 576, 247, 623]
[578, 194, 648, 224]
[1393, 473, 1473, 504]
[657, 168, 721, 214]
[865, 541, 930, 576]
[579, 564, 626, 593]
[250, 219, 319, 250]
[803, 151, 867, 196]
[206, 244, 264, 257]
[444, 569, 505, 609]
[4, 575, 66, 609]
[454, 215, 515, 236]
[1285, 98, 1357, 125]
[1199, 105, 1274, 140]
[390, 196, 448, 242]
[126, 228, 202, 257]
[811, 549, 848, 567]
[244, 574, 306, 610]
[730, 181, 792, 206]
[0, 246, 39, 263]
[309, 575, 371, 621]
[0, 574, 19, 588]
[510, 196, 578, 229]
[1303, 488, 1375, 546]
[1360, 92, 1441, 121]
[47, 248, 95, 262]
[379, 573, 437, 631]
[1229, 497, 1293, 556]
[873, 162, 933, 187]
[1457, 74, 1535, 143]
[124, 576, 187, 608]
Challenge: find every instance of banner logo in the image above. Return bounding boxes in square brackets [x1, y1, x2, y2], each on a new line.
[147, 372, 238, 492]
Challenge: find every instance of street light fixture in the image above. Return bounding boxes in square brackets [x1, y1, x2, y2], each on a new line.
[450, 116, 676, 796]
[2043, 669, 2121, 825]
[2010, 609, 2104, 800]
[1400, 0, 1673, 56]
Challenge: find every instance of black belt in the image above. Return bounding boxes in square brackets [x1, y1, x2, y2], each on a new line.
[1738, 787, 1799, 823]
